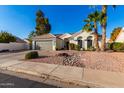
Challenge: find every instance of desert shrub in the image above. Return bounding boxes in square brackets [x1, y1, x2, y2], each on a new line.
[57, 53, 70, 57]
[75, 45, 80, 51]
[108, 43, 113, 50]
[69, 43, 80, 51]
[25, 51, 39, 59]
[87, 46, 95, 51]
[69, 43, 75, 50]
[108, 42, 124, 52]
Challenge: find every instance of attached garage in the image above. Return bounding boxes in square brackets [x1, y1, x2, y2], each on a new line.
[36, 40, 53, 50]
[32, 33, 56, 51]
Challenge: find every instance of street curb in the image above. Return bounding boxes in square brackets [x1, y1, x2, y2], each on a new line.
[1, 66, 104, 88]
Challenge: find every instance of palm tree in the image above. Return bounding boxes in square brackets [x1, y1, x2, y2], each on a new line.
[83, 11, 100, 51]
[100, 5, 116, 51]
[83, 19, 93, 32]
[89, 5, 116, 51]
[100, 5, 107, 51]
[88, 11, 100, 51]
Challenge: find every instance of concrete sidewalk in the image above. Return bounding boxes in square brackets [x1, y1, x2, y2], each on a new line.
[1, 58, 124, 87]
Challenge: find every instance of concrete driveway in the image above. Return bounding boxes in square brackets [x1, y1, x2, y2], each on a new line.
[0, 51, 29, 60]
[0, 51, 58, 88]
[0, 51, 29, 68]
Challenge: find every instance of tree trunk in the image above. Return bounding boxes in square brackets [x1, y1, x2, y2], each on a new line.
[101, 5, 107, 51]
[94, 22, 100, 51]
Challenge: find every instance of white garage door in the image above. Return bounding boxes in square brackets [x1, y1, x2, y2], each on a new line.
[36, 40, 53, 50]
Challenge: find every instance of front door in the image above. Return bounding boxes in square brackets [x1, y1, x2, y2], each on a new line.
[65, 42, 69, 50]
[78, 40, 82, 48]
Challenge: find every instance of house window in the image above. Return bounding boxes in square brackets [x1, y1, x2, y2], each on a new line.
[87, 36, 93, 48]
[77, 36, 83, 48]
[78, 40, 82, 48]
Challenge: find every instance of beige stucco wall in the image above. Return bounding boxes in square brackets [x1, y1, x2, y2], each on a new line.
[52, 38, 56, 50]
[73, 31, 94, 40]
[0, 42, 29, 51]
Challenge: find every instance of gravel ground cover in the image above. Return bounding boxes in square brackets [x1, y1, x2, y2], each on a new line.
[29, 50, 124, 72]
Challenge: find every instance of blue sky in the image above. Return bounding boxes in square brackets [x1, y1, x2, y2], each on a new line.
[0, 5, 124, 39]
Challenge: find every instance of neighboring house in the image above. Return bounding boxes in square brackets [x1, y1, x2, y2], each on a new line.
[114, 28, 124, 43]
[0, 37, 29, 51]
[32, 30, 102, 51]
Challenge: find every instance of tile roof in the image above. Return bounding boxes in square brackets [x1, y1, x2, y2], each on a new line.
[70, 30, 83, 38]
[54, 34, 63, 38]
[32, 33, 56, 40]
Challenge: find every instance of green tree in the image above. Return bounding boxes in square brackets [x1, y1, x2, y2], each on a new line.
[28, 31, 36, 49]
[28, 31, 36, 40]
[44, 18, 51, 33]
[0, 31, 16, 43]
[35, 10, 51, 35]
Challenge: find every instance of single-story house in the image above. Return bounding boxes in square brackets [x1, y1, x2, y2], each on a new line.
[32, 30, 103, 51]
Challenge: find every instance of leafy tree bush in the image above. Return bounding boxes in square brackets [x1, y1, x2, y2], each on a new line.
[108, 42, 124, 52]
[35, 10, 51, 35]
[25, 51, 39, 59]
[0, 31, 16, 43]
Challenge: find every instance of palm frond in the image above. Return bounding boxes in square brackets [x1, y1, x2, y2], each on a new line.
[84, 19, 90, 23]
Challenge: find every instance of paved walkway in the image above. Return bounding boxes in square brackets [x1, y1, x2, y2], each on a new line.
[1, 51, 124, 87]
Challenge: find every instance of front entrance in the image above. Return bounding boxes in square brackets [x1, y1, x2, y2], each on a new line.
[65, 41, 69, 50]
[78, 40, 82, 48]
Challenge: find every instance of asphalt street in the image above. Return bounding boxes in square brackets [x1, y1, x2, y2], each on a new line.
[0, 72, 57, 88]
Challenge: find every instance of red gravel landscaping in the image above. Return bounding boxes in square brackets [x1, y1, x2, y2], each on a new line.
[29, 50, 124, 73]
